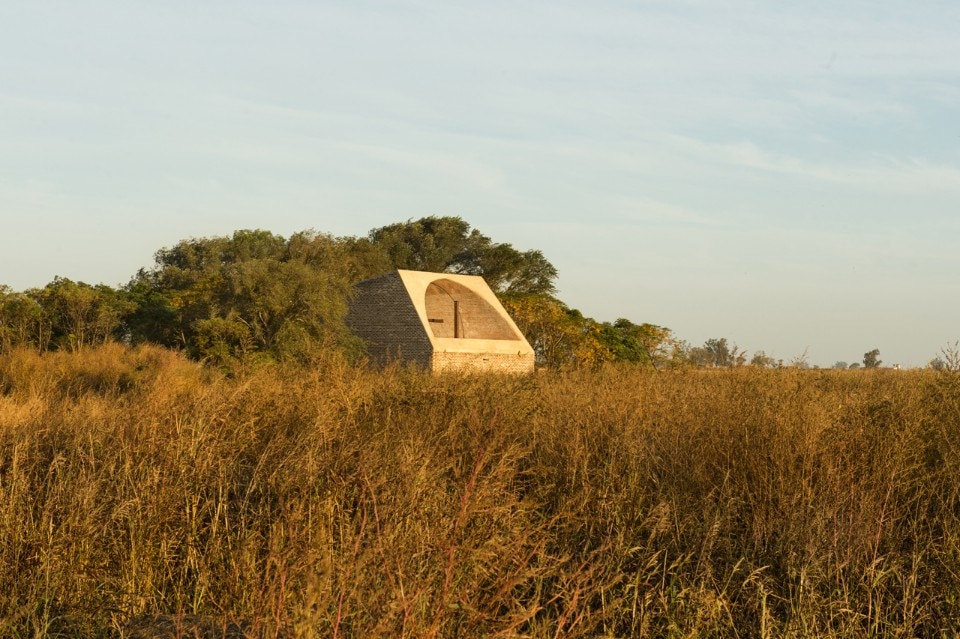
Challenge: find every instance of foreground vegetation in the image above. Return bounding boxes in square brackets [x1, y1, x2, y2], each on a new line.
[2, 344, 959, 637]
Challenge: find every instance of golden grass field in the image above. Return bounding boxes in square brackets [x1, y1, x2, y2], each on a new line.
[1, 344, 959, 637]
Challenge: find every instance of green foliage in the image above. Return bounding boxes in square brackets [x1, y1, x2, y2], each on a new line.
[0, 285, 48, 352]
[687, 337, 748, 368]
[863, 348, 882, 369]
[369, 215, 476, 273]
[594, 318, 674, 366]
[211, 259, 355, 361]
[1, 217, 664, 369]
[705, 337, 732, 367]
[192, 316, 253, 362]
[121, 219, 560, 364]
[470, 245, 558, 295]
[126, 230, 361, 363]
[286, 231, 392, 283]
[501, 295, 677, 369]
[369, 215, 558, 294]
[30, 277, 133, 351]
[121, 281, 181, 347]
[501, 294, 603, 368]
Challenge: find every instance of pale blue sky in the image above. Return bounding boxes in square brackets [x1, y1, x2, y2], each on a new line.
[2, 1, 958, 366]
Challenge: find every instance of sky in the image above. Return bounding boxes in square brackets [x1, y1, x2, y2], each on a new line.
[2, 1, 958, 367]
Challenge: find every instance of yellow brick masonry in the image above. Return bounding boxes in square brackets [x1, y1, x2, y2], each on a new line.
[347, 270, 535, 374]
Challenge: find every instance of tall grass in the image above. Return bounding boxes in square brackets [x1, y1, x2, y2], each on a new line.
[1, 344, 958, 637]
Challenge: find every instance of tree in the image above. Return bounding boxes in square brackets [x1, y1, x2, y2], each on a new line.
[286, 231, 392, 283]
[368, 216, 558, 294]
[0, 285, 49, 352]
[369, 216, 476, 273]
[594, 318, 675, 367]
[122, 280, 181, 347]
[863, 348, 882, 369]
[683, 338, 749, 368]
[787, 347, 811, 369]
[473, 246, 558, 295]
[832, 361, 848, 370]
[929, 342, 960, 373]
[500, 294, 606, 368]
[30, 278, 133, 351]
[126, 230, 360, 362]
[212, 259, 355, 361]
[705, 338, 732, 367]
[940, 342, 960, 372]
[751, 351, 776, 367]
[729, 343, 747, 367]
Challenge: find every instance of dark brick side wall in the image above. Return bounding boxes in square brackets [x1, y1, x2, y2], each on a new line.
[346, 272, 432, 368]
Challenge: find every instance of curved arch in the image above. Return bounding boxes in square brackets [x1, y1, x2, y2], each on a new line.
[424, 279, 519, 340]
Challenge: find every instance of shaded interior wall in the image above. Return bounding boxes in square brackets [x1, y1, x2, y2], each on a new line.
[424, 279, 519, 341]
[346, 272, 432, 367]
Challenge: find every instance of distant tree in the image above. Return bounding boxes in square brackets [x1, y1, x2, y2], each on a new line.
[663, 340, 692, 369]
[686, 345, 712, 367]
[929, 342, 960, 373]
[729, 343, 747, 367]
[705, 337, 732, 367]
[832, 361, 848, 370]
[790, 347, 811, 369]
[594, 318, 675, 367]
[848, 362, 861, 370]
[119, 221, 562, 363]
[750, 351, 776, 367]
[941, 342, 960, 372]
[863, 348, 882, 369]
[683, 338, 740, 368]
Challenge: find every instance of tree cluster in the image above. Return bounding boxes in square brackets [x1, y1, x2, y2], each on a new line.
[2, 216, 912, 370]
[1, 216, 681, 368]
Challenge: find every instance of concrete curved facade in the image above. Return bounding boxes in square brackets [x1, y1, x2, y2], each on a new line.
[347, 270, 535, 374]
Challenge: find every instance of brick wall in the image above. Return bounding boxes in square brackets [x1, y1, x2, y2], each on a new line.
[431, 351, 535, 374]
[346, 272, 432, 368]
[348, 271, 535, 374]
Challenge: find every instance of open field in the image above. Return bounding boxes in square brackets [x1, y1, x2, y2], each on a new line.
[1, 344, 959, 637]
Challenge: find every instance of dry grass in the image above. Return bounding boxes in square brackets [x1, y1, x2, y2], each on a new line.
[1, 344, 959, 637]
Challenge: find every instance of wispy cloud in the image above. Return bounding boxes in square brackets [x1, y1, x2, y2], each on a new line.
[663, 134, 960, 192]
[334, 142, 508, 193]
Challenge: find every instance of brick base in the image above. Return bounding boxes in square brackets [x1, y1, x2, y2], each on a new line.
[431, 351, 534, 374]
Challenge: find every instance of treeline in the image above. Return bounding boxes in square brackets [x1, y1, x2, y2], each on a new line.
[0, 216, 677, 368]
